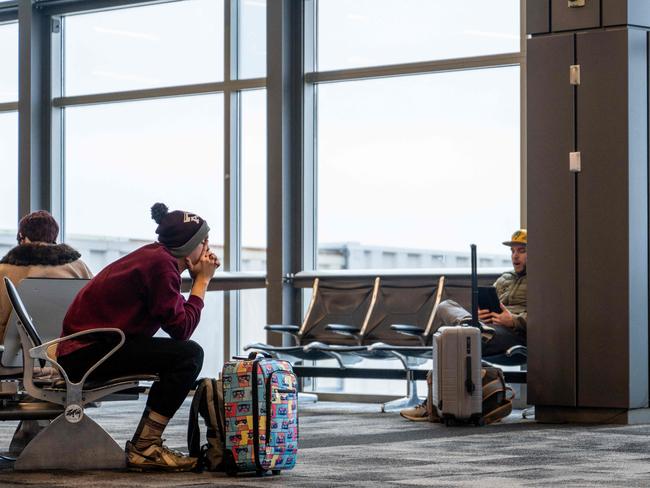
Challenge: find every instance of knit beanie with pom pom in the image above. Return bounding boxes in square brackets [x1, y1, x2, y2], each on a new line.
[151, 203, 210, 258]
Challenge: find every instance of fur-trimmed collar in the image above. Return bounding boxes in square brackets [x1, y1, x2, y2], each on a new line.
[0, 243, 82, 267]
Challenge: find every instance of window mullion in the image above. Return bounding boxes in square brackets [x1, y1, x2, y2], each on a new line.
[224, 0, 241, 358]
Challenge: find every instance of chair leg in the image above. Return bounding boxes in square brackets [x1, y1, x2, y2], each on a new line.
[8, 419, 48, 456]
[298, 392, 319, 404]
[522, 406, 535, 420]
[14, 413, 126, 470]
[297, 374, 318, 404]
[381, 373, 423, 413]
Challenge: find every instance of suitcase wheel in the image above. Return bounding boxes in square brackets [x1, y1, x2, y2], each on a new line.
[474, 417, 485, 427]
[272, 470, 282, 475]
[223, 451, 238, 476]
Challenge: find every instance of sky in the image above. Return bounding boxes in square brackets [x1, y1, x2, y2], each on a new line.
[0, 0, 520, 259]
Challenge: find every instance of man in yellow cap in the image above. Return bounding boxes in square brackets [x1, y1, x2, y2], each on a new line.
[482, 229, 527, 342]
[432, 229, 528, 353]
[479, 229, 528, 336]
[400, 229, 527, 421]
[438, 228, 528, 349]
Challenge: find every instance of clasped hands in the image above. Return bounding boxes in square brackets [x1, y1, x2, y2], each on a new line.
[187, 249, 220, 282]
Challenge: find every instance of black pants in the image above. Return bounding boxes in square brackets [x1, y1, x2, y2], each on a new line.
[58, 336, 204, 418]
[482, 325, 526, 357]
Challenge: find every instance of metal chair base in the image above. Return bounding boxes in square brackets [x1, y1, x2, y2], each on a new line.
[381, 379, 423, 413]
[14, 413, 126, 470]
[522, 406, 535, 419]
[9, 419, 48, 456]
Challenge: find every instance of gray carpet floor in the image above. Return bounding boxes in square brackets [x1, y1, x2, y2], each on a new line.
[0, 398, 648, 487]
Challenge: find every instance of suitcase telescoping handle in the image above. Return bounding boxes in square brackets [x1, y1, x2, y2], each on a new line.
[471, 243, 479, 327]
[232, 351, 273, 360]
[465, 355, 475, 394]
[469, 244, 490, 334]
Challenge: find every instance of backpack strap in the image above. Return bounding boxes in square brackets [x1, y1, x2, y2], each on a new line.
[215, 379, 225, 443]
[483, 378, 515, 403]
[481, 368, 515, 425]
[188, 378, 210, 458]
[482, 397, 514, 425]
[204, 378, 224, 443]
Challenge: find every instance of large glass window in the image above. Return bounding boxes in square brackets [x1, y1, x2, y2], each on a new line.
[241, 89, 267, 270]
[64, 0, 224, 95]
[188, 294, 224, 377]
[0, 22, 18, 103]
[317, 67, 520, 266]
[0, 21, 18, 254]
[0, 112, 18, 253]
[317, 0, 520, 71]
[239, 0, 267, 79]
[311, 1, 521, 397]
[64, 95, 224, 272]
[238, 289, 267, 353]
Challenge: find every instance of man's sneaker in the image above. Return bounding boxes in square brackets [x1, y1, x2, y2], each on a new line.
[126, 439, 197, 472]
[400, 400, 430, 422]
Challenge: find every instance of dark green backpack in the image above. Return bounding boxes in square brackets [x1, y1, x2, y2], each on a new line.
[187, 378, 226, 471]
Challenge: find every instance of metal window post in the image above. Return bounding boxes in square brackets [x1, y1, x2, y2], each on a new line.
[224, 0, 241, 360]
[18, 0, 56, 219]
[266, 0, 304, 345]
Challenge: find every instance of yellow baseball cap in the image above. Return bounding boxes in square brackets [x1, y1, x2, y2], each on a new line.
[502, 229, 527, 247]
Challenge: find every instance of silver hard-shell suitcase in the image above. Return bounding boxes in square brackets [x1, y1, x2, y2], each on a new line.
[432, 243, 483, 426]
[432, 325, 483, 425]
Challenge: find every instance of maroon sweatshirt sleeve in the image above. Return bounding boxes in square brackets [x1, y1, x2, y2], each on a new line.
[147, 263, 204, 340]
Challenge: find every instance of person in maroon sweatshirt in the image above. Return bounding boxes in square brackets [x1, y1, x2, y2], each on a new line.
[58, 203, 219, 472]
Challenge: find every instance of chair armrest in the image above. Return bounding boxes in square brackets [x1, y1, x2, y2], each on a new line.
[506, 345, 528, 359]
[31, 328, 125, 391]
[390, 324, 424, 338]
[265, 324, 300, 333]
[368, 343, 431, 353]
[326, 324, 360, 338]
[303, 341, 327, 352]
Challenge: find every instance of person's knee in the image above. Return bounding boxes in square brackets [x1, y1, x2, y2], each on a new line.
[182, 340, 204, 373]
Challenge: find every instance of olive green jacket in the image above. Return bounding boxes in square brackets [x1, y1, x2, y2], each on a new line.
[494, 271, 527, 336]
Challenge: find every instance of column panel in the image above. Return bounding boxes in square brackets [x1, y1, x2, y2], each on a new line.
[576, 28, 648, 408]
[551, 0, 600, 32]
[527, 33, 577, 406]
[526, 0, 550, 35]
[602, 0, 650, 27]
